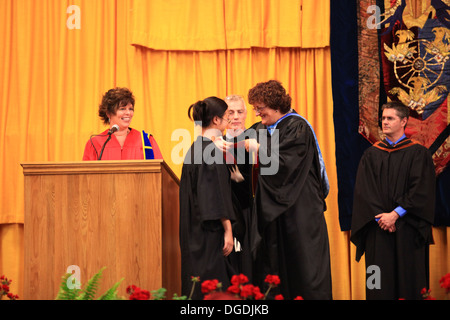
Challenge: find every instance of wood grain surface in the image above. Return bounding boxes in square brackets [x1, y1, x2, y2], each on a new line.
[22, 160, 180, 300]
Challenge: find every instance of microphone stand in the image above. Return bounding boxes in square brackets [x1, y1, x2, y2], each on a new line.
[98, 133, 112, 160]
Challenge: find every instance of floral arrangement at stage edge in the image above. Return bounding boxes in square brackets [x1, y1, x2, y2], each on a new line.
[420, 287, 436, 300]
[47, 268, 450, 300]
[415, 272, 450, 300]
[197, 273, 304, 300]
[439, 273, 450, 298]
[0, 275, 19, 300]
[124, 273, 303, 300]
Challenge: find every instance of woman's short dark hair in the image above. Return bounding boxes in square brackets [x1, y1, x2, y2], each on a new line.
[188, 96, 228, 128]
[248, 80, 292, 113]
[98, 87, 135, 125]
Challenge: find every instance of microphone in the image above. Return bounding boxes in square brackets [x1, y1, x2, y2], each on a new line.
[108, 124, 119, 135]
[98, 125, 119, 160]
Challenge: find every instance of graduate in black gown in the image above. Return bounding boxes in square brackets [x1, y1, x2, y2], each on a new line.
[351, 102, 436, 300]
[247, 80, 332, 300]
[179, 97, 240, 300]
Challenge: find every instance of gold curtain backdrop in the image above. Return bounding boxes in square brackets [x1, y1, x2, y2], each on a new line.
[0, 0, 447, 300]
[131, 0, 329, 50]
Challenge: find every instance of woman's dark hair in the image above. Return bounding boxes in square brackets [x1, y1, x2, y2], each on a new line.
[188, 96, 228, 128]
[98, 87, 135, 125]
[248, 80, 291, 113]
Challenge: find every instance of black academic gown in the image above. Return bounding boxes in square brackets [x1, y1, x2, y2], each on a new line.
[351, 138, 436, 300]
[179, 136, 238, 300]
[253, 115, 332, 300]
[224, 130, 258, 282]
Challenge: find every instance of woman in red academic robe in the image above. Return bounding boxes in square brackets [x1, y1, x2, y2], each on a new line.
[82, 87, 163, 161]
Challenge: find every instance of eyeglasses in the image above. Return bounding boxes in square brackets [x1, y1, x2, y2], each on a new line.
[252, 105, 267, 113]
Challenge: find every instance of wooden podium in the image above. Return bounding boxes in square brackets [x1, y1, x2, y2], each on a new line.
[21, 160, 181, 300]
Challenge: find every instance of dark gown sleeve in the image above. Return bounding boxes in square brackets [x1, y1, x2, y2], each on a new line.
[225, 132, 257, 243]
[350, 149, 383, 261]
[197, 150, 236, 230]
[396, 146, 436, 245]
[256, 117, 323, 229]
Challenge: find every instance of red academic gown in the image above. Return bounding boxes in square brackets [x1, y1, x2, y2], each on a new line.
[82, 128, 163, 160]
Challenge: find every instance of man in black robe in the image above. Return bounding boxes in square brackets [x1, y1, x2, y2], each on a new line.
[179, 136, 238, 299]
[224, 95, 258, 281]
[351, 102, 436, 300]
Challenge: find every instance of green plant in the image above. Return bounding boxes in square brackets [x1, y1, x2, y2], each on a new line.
[55, 267, 123, 300]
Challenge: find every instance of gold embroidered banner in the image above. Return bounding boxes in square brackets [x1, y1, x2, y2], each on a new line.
[359, 0, 450, 175]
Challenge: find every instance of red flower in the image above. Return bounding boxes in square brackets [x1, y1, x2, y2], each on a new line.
[6, 293, 19, 300]
[274, 294, 284, 300]
[238, 284, 265, 300]
[439, 273, 450, 293]
[129, 288, 150, 300]
[0, 275, 18, 300]
[252, 286, 264, 300]
[201, 279, 220, 294]
[239, 284, 256, 299]
[421, 288, 436, 300]
[126, 285, 137, 295]
[126, 285, 150, 300]
[231, 274, 249, 285]
[264, 275, 280, 287]
[226, 284, 240, 295]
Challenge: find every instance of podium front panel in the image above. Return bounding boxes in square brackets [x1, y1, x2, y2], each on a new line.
[21, 160, 180, 300]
